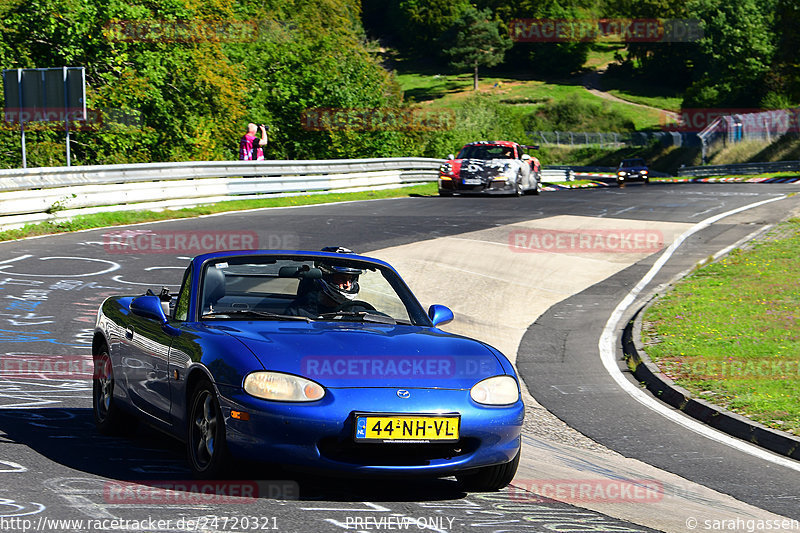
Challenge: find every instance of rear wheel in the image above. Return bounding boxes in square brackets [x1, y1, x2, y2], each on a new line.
[531, 174, 541, 195]
[187, 379, 229, 478]
[457, 449, 520, 492]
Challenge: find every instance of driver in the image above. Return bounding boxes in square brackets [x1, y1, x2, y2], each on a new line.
[285, 248, 372, 318]
[316, 262, 362, 309]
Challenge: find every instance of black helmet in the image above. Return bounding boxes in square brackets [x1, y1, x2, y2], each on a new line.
[316, 247, 362, 304]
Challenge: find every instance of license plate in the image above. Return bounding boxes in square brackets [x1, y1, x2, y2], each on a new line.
[462, 178, 482, 185]
[354, 414, 460, 443]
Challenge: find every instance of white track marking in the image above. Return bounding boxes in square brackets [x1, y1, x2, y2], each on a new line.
[0, 256, 120, 277]
[110, 275, 180, 287]
[599, 194, 800, 472]
[0, 255, 32, 265]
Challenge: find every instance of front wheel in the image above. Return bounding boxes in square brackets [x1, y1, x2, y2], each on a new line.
[514, 174, 524, 197]
[187, 379, 229, 478]
[531, 175, 541, 196]
[93, 349, 123, 434]
[456, 450, 520, 492]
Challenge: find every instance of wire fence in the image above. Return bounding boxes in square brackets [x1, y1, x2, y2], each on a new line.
[527, 131, 631, 147]
[699, 109, 800, 163]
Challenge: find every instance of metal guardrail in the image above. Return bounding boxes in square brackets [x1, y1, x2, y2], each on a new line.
[0, 158, 443, 229]
[546, 165, 671, 179]
[546, 165, 615, 173]
[677, 160, 800, 177]
[541, 169, 574, 182]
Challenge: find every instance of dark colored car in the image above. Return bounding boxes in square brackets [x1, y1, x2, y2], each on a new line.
[616, 158, 649, 187]
[92, 249, 524, 489]
[438, 141, 541, 196]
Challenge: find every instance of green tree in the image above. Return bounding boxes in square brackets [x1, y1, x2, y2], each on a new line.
[361, 0, 470, 57]
[442, 7, 512, 91]
[488, 0, 592, 77]
[768, 0, 800, 106]
[683, 0, 777, 108]
[0, 0, 417, 167]
[605, 0, 696, 90]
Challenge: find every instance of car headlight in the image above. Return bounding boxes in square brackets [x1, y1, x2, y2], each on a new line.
[243, 371, 325, 402]
[617, 171, 626, 176]
[470, 375, 519, 405]
[641, 170, 648, 174]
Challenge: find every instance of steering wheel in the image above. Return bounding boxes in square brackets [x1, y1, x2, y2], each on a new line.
[338, 300, 376, 312]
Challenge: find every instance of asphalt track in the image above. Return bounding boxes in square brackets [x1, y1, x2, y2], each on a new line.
[0, 182, 798, 533]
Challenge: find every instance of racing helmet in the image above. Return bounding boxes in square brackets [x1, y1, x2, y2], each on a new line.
[316, 247, 362, 304]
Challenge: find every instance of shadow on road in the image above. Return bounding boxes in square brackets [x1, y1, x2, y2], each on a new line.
[0, 407, 467, 503]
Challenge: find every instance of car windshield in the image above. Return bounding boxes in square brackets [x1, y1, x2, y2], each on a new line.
[620, 159, 646, 168]
[198, 255, 426, 325]
[457, 145, 515, 160]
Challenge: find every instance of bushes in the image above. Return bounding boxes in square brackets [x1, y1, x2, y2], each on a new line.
[526, 93, 636, 133]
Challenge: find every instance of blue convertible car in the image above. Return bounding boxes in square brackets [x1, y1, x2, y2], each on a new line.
[92, 248, 524, 489]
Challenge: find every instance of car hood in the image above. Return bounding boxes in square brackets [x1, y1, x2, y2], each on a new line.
[455, 158, 515, 175]
[207, 321, 508, 389]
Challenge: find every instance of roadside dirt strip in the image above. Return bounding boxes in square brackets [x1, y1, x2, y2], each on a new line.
[370, 214, 791, 533]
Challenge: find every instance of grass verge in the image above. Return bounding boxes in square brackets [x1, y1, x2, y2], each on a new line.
[0, 183, 438, 243]
[642, 218, 800, 435]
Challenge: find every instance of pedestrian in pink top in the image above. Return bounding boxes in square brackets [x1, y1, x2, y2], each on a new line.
[239, 123, 268, 160]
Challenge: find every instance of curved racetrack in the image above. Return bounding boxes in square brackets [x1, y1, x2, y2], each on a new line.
[0, 182, 798, 533]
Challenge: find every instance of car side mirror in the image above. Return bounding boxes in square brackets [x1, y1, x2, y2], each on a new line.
[447, 154, 455, 160]
[521, 154, 531, 160]
[131, 295, 181, 336]
[428, 304, 454, 327]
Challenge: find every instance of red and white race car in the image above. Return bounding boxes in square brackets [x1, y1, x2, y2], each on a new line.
[438, 141, 541, 197]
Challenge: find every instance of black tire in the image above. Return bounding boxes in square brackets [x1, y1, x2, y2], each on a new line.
[514, 174, 524, 197]
[643, 177, 649, 186]
[187, 379, 229, 478]
[531, 175, 541, 196]
[617, 180, 626, 188]
[456, 449, 520, 492]
[439, 190, 453, 197]
[93, 349, 124, 434]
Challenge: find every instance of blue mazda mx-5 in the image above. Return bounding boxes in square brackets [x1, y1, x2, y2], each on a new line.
[92, 248, 524, 490]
